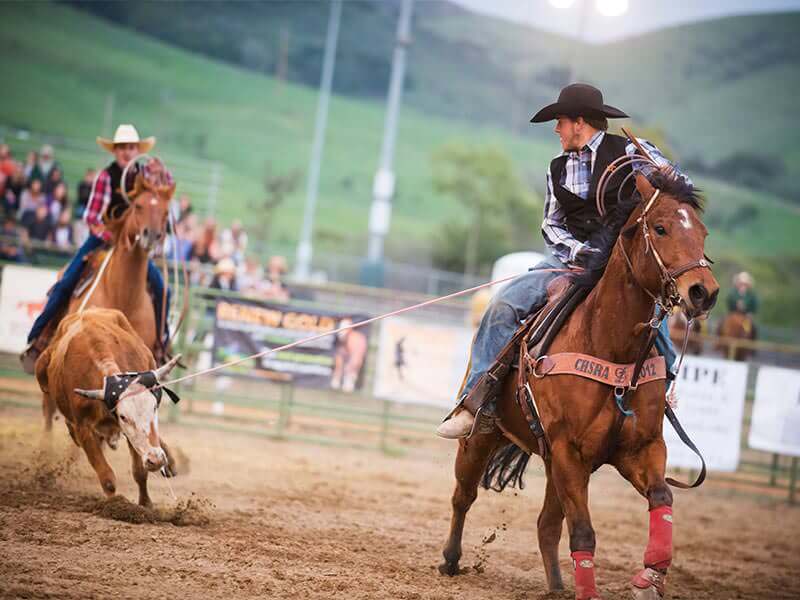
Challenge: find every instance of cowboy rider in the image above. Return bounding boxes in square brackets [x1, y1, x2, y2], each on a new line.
[21, 124, 171, 372]
[727, 271, 758, 316]
[437, 83, 687, 439]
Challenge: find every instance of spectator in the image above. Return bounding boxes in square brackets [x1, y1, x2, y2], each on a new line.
[52, 209, 74, 249]
[29, 144, 61, 185]
[27, 204, 53, 242]
[238, 256, 263, 295]
[220, 219, 248, 264]
[47, 181, 69, 224]
[75, 168, 96, 219]
[210, 258, 238, 292]
[18, 178, 47, 228]
[23, 150, 37, 181]
[0, 144, 16, 178]
[44, 166, 64, 195]
[262, 255, 290, 302]
[192, 217, 220, 264]
[165, 219, 194, 262]
[2, 165, 25, 218]
[0, 216, 25, 262]
[177, 194, 193, 223]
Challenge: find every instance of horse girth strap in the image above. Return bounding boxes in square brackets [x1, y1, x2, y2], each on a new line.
[531, 353, 666, 388]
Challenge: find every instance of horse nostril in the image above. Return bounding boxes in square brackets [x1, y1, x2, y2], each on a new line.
[689, 284, 708, 307]
[706, 288, 719, 311]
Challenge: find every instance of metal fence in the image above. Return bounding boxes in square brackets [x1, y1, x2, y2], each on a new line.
[0, 262, 798, 503]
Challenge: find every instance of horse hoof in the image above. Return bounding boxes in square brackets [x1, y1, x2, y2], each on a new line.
[438, 561, 461, 576]
[631, 568, 666, 600]
[631, 586, 662, 600]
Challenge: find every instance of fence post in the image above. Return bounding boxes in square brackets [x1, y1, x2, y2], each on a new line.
[769, 453, 780, 487]
[789, 457, 798, 506]
[169, 287, 194, 423]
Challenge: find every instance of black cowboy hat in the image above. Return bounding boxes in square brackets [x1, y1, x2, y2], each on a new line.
[530, 83, 628, 123]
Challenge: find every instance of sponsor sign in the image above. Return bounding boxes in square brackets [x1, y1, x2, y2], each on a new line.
[0, 265, 58, 353]
[664, 355, 748, 472]
[749, 366, 800, 457]
[212, 297, 370, 392]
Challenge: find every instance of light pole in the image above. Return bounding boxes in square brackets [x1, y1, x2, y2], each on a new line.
[295, 0, 342, 280]
[362, 0, 414, 287]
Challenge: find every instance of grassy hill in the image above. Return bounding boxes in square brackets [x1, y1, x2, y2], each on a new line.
[1, 1, 799, 329]
[69, 1, 800, 200]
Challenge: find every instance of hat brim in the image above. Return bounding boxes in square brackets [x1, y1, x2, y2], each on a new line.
[530, 102, 628, 123]
[96, 136, 157, 154]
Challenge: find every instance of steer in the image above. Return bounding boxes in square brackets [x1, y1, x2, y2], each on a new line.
[35, 308, 181, 506]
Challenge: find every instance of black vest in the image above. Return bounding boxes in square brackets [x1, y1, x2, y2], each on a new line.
[104, 161, 139, 221]
[549, 133, 634, 243]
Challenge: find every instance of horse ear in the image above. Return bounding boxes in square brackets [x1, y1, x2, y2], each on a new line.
[635, 173, 655, 201]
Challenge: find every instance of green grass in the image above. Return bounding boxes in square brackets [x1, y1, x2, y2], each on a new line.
[0, 2, 798, 328]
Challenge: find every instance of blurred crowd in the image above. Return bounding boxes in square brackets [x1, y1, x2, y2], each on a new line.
[0, 142, 290, 302]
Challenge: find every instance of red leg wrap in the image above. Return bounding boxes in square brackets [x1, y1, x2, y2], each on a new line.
[644, 505, 673, 569]
[571, 550, 600, 599]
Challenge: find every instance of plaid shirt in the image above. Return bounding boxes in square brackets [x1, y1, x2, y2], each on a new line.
[84, 161, 173, 242]
[542, 131, 689, 265]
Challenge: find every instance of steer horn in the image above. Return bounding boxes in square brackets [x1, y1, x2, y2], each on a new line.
[154, 354, 182, 380]
[74, 388, 104, 400]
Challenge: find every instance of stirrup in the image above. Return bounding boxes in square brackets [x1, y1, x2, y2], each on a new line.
[469, 402, 498, 437]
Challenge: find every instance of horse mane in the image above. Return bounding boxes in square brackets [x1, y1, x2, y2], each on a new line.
[569, 169, 702, 288]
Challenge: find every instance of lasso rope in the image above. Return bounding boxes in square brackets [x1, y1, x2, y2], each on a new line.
[155, 268, 579, 390]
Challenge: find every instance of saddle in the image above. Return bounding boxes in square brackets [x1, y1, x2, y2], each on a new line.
[461, 276, 668, 458]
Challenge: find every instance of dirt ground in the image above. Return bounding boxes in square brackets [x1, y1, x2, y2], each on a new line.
[1, 405, 799, 600]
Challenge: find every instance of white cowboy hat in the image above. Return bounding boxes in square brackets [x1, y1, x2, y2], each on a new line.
[214, 258, 237, 275]
[96, 124, 156, 154]
[734, 271, 754, 287]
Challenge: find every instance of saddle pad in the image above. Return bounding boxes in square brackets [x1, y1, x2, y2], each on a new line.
[535, 352, 666, 388]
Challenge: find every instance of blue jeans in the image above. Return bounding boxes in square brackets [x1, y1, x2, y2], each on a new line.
[28, 235, 170, 345]
[462, 256, 678, 399]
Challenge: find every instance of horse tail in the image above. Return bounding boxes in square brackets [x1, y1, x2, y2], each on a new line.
[481, 443, 530, 492]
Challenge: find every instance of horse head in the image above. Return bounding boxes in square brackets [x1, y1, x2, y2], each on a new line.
[108, 165, 175, 253]
[620, 170, 719, 319]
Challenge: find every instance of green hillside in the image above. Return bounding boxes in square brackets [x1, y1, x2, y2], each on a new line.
[69, 1, 800, 200]
[1, 1, 798, 328]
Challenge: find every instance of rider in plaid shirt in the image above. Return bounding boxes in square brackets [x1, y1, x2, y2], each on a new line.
[22, 124, 171, 372]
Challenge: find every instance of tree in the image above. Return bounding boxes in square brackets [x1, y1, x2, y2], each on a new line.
[249, 163, 301, 250]
[431, 143, 541, 276]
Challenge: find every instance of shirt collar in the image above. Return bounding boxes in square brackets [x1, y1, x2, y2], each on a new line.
[562, 130, 605, 157]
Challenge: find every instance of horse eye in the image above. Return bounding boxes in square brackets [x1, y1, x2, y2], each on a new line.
[654, 225, 667, 236]
[119, 414, 128, 423]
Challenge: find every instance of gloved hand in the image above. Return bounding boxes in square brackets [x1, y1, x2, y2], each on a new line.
[573, 244, 602, 267]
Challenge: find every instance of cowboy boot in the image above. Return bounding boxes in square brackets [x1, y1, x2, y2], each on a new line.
[436, 406, 475, 439]
[19, 341, 41, 375]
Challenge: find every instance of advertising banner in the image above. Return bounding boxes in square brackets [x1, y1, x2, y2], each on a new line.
[373, 316, 472, 408]
[749, 366, 800, 457]
[212, 297, 370, 392]
[0, 265, 58, 353]
[664, 355, 748, 472]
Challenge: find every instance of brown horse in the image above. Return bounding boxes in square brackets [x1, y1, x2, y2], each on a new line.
[68, 170, 174, 357]
[716, 312, 756, 361]
[441, 173, 718, 600]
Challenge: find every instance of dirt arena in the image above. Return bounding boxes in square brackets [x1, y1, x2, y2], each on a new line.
[1, 405, 798, 600]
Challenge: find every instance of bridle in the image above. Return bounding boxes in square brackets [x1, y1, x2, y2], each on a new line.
[594, 143, 712, 315]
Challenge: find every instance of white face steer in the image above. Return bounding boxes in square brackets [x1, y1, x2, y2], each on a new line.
[115, 382, 166, 471]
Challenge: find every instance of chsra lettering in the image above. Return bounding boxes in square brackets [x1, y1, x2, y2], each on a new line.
[574, 358, 610, 380]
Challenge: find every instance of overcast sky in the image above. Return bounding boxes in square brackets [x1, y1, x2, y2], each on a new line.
[449, 0, 800, 42]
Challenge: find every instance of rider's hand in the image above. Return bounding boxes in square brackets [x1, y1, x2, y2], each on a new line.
[573, 245, 602, 267]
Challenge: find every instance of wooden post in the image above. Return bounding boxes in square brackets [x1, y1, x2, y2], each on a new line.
[769, 453, 780, 487]
[276, 382, 293, 438]
[789, 457, 798, 506]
